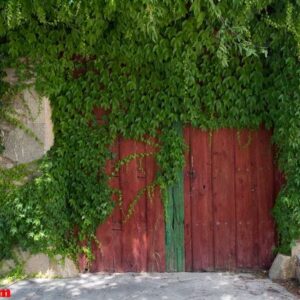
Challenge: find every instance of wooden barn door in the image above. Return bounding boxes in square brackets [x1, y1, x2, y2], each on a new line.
[184, 128, 277, 271]
[86, 113, 278, 272]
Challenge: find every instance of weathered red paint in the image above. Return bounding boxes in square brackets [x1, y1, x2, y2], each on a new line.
[184, 128, 192, 271]
[184, 128, 278, 271]
[255, 129, 276, 268]
[89, 118, 279, 272]
[120, 139, 148, 271]
[188, 128, 215, 271]
[87, 119, 166, 272]
[235, 130, 256, 268]
[145, 142, 166, 272]
[93, 141, 119, 272]
[213, 129, 236, 269]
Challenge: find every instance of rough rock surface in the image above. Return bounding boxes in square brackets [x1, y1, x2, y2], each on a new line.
[0, 260, 15, 276]
[292, 240, 300, 257]
[0, 252, 79, 278]
[1, 89, 54, 166]
[269, 254, 296, 280]
[23, 253, 79, 278]
[49, 256, 79, 278]
[1, 68, 54, 169]
[0, 249, 30, 276]
[7, 272, 296, 300]
[23, 254, 51, 275]
[295, 255, 300, 283]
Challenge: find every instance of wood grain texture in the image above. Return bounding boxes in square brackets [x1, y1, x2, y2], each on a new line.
[91, 125, 278, 272]
[146, 142, 166, 272]
[212, 129, 236, 270]
[235, 130, 257, 268]
[184, 128, 192, 271]
[189, 128, 214, 271]
[254, 129, 276, 268]
[120, 139, 147, 272]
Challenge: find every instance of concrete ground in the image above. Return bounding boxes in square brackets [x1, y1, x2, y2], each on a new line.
[8, 272, 297, 300]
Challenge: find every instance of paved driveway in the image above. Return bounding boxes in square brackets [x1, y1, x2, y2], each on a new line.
[7, 272, 297, 300]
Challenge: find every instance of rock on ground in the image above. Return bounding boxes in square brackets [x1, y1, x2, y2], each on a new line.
[292, 241, 300, 257]
[295, 255, 300, 283]
[7, 272, 297, 300]
[269, 254, 296, 280]
[23, 253, 79, 278]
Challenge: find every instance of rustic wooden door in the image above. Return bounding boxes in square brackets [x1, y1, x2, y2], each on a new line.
[84, 120, 279, 272]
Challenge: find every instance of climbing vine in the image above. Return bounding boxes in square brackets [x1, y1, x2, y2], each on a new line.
[0, 0, 299, 261]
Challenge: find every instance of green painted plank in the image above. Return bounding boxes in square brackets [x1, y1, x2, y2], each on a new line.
[165, 123, 185, 272]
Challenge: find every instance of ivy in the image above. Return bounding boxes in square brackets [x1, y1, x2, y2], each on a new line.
[0, 0, 299, 262]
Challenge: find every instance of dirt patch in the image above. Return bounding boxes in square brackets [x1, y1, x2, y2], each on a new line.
[274, 279, 300, 298]
[237, 269, 300, 298]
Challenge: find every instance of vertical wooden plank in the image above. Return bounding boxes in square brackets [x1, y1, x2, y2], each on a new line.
[110, 139, 123, 272]
[165, 123, 185, 272]
[189, 128, 214, 271]
[120, 139, 148, 272]
[91, 140, 121, 272]
[165, 172, 185, 271]
[93, 218, 113, 272]
[212, 129, 236, 270]
[184, 127, 192, 271]
[254, 129, 276, 268]
[235, 130, 257, 268]
[249, 132, 260, 268]
[146, 141, 166, 272]
[165, 185, 175, 271]
[111, 180, 123, 271]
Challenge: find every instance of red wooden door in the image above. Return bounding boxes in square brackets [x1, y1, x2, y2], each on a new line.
[184, 128, 277, 271]
[86, 122, 278, 272]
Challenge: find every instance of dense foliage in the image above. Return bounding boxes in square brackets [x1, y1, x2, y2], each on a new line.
[0, 0, 299, 261]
